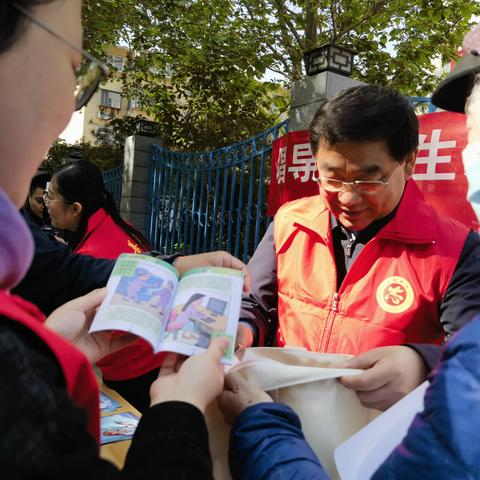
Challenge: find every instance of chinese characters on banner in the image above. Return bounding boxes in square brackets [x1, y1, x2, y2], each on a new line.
[267, 111, 479, 231]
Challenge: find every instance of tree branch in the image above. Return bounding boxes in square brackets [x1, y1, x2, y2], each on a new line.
[273, 0, 305, 49]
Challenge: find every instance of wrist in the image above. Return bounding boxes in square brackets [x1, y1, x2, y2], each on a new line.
[150, 394, 206, 413]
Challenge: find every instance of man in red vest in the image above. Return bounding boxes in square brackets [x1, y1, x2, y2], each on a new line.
[238, 84, 480, 410]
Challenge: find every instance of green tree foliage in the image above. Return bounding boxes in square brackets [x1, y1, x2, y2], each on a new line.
[82, 0, 480, 151]
[42, 140, 122, 174]
[239, 0, 480, 91]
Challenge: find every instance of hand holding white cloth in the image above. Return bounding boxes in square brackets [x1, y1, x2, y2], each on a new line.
[206, 347, 379, 479]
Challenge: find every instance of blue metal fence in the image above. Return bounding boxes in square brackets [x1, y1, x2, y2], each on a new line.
[410, 96, 436, 113]
[103, 164, 123, 209]
[145, 120, 288, 262]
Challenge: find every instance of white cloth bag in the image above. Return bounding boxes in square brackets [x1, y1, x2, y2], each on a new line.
[206, 347, 378, 480]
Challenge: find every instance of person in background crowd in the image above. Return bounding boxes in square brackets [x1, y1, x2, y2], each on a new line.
[46, 159, 151, 257]
[238, 84, 480, 411]
[0, 0, 248, 477]
[216, 27, 480, 480]
[22, 170, 51, 227]
[13, 212, 116, 314]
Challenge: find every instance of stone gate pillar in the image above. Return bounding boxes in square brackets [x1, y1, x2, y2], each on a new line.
[120, 134, 162, 235]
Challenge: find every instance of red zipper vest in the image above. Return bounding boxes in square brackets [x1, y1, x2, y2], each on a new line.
[274, 181, 469, 354]
[0, 290, 100, 443]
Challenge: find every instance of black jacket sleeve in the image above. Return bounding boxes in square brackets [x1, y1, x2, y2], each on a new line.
[12, 213, 115, 315]
[13, 212, 179, 316]
[0, 318, 213, 479]
[239, 222, 278, 346]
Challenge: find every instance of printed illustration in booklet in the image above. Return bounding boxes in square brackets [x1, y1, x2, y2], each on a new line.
[100, 412, 140, 445]
[89, 254, 244, 363]
[99, 391, 121, 414]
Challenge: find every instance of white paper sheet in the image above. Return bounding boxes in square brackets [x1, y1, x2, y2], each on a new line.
[335, 381, 429, 480]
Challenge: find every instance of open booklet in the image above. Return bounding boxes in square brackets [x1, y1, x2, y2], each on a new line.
[89, 253, 244, 363]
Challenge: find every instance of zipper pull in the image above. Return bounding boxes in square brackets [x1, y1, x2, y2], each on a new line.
[331, 293, 340, 312]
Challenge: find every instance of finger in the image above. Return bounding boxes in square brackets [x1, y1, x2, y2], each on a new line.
[236, 324, 254, 350]
[71, 288, 108, 312]
[217, 389, 235, 407]
[340, 364, 390, 392]
[206, 336, 230, 361]
[224, 371, 247, 391]
[355, 383, 393, 406]
[356, 385, 396, 410]
[335, 350, 382, 370]
[220, 254, 251, 292]
[159, 353, 181, 377]
[241, 267, 251, 293]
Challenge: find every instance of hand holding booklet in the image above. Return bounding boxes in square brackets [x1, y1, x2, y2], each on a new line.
[89, 253, 244, 363]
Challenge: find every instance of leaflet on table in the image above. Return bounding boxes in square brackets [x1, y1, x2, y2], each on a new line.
[89, 253, 243, 363]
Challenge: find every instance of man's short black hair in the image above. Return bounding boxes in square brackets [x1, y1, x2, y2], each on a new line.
[0, 0, 55, 54]
[309, 84, 419, 162]
[29, 172, 51, 196]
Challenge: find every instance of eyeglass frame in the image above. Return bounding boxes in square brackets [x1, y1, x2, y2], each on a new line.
[315, 162, 403, 195]
[43, 190, 74, 206]
[13, 3, 109, 111]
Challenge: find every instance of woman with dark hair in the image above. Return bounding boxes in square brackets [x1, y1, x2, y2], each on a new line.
[47, 159, 200, 411]
[0, 0, 247, 477]
[46, 160, 151, 258]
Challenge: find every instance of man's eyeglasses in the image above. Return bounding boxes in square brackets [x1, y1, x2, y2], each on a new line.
[13, 3, 109, 111]
[315, 163, 402, 195]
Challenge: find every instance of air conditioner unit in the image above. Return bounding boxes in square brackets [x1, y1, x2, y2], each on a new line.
[98, 110, 111, 120]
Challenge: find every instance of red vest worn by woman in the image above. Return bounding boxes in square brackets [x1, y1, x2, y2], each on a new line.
[274, 181, 469, 354]
[75, 207, 164, 381]
[74, 208, 142, 259]
[0, 291, 100, 443]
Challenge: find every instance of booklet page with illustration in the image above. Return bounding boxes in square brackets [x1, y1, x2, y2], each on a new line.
[89, 253, 243, 363]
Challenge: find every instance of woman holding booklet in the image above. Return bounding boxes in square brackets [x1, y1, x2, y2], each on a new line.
[0, 0, 248, 477]
[45, 158, 247, 411]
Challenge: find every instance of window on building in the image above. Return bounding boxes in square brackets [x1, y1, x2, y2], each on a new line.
[108, 54, 124, 72]
[99, 89, 122, 109]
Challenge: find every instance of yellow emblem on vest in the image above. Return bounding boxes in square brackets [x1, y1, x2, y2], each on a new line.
[376, 276, 414, 314]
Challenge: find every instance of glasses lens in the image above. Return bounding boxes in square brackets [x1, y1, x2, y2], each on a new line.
[75, 61, 105, 110]
[354, 182, 383, 194]
[321, 179, 343, 192]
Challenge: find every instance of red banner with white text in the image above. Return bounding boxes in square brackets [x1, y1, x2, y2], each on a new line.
[267, 111, 479, 231]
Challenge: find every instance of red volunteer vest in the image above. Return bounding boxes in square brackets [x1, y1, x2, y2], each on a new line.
[74, 208, 142, 259]
[274, 181, 469, 354]
[0, 290, 100, 443]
